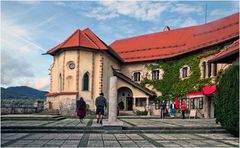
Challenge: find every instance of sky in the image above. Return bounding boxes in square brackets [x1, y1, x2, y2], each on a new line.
[1, 0, 239, 91]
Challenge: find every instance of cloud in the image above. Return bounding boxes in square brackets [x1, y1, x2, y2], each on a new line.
[1, 12, 51, 90]
[35, 77, 49, 90]
[1, 51, 34, 87]
[54, 1, 67, 7]
[164, 17, 199, 29]
[85, 6, 119, 20]
[179, 17, 199, 27]
[170, 3, 203, 14]
[83, 1, 204, 21]
[208, 9, 238, 21]
[84, 1, 171, 21]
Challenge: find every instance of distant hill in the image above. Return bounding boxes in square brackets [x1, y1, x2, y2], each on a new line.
[1, 86, 48, 100]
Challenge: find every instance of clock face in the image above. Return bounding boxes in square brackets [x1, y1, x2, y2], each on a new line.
[69, 63, 75, 69]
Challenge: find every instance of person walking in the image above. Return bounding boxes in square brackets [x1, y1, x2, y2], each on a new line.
[161, 100, 166, 118]
[181, 100, 187, 119]
[170, 102, 175, 117]
[76, 97, 86, 123]
[95, 92, 107, 124]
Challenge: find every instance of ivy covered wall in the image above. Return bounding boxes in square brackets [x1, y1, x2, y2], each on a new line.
[141, 49, 221, 100]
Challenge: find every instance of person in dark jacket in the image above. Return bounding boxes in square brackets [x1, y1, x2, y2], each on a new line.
[161, 100, 166, 118]
[76, 97, 86, 123]
[95, 93, 107, 124]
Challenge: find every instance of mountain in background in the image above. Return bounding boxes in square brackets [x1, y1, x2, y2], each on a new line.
[1, 86, 48, 100]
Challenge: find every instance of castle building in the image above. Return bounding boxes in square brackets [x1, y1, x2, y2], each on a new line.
[44, 13, 239, 117]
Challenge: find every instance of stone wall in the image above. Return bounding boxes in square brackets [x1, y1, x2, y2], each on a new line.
[45, 94, 77, 116]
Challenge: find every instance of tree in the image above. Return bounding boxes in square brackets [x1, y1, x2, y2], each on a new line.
[214, 64, 239, 136]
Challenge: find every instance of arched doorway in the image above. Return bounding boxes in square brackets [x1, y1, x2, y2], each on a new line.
[117, 87, 133, 111]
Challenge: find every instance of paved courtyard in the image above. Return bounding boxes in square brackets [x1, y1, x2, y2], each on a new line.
[1, 118, 239, 147]
[1, 118, 222, 128]
[1, 133, 239, 147]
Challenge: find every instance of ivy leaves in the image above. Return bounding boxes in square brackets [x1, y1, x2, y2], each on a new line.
[142, 52, 213, 100]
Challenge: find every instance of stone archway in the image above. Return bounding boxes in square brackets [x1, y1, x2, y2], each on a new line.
[117, 87, 133, 111]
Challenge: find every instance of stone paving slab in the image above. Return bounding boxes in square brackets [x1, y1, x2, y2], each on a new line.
[1, 120, 51, 127]
[2, 133, 239, 147]
[1, 118, 221, 129]
[1, 118, 239, 147]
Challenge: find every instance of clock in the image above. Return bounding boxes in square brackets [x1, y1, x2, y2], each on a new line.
[68, 63, 75, 69]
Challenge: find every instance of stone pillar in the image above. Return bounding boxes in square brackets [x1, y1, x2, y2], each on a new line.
[204, 96, 210, 118]
[108, 76, 117, 122]
[147, 97, 150, 116]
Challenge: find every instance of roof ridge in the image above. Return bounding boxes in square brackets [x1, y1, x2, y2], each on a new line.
[83, 28, 108, 50]
[61, 29, 81, 48]
[83, 30, 100, 49]
[79, 30, 99, 49]
[113, 70, 155, 96]
[110, 12, 239, 45]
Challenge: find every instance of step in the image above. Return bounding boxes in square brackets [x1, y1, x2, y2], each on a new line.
[1, 126, 227, 134]
[1, 114, 65, 121]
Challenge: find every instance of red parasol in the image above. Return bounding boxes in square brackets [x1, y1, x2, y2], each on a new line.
[175, 97, 179, 109]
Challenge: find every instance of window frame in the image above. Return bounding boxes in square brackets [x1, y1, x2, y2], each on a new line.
[135, 97, 147, 107]
[133, 72, 141, 82]
[190, 97, 203, 109]
[182, 67, 188, 78]
[152, 70, 160, 80]
[202, 61, 206, 79]
[82, 73, 89, 91]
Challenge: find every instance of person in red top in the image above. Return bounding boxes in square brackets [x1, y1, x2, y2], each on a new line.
[181, 101, 187, 119]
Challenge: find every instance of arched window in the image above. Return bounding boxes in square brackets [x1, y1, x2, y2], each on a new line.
[182, 67, 188, 78]
[213, 63, 217, 76]
[82, 73, 89, 91]
[66, 76, 73, 91]
[180, 65, 190, 79]
[208, 63, 212, 78]
[59, 73, 63, 92]
[202, 62, 206, 79]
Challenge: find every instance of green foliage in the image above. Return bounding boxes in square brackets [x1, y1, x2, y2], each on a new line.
[214, 65, 239, 136]
[136, 110, 148, 115]
[141, 51, 214, 100]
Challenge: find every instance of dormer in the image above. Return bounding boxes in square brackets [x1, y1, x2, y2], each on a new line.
[163, 26, 170, 31]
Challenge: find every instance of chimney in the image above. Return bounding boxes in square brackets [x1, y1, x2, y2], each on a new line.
[163, 26, 170, 31]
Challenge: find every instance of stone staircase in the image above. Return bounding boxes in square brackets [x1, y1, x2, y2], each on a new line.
[119, 111, 135, 116]
[1, 125, 227, 134]
[1, 114, 65, 121]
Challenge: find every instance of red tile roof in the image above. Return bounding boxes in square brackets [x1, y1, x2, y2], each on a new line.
[47, 28, 108, 55]
[46, 92, 79, 97]
[208, 39, 239, 63]
[110, 13, 239, 62]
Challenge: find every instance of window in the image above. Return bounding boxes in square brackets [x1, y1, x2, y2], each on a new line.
[135, 98, 146, 107]
[202, 62, 206, 78]
[190, 97, 203, 109]
[213, 63, 217, 76]
[133, 72, 141, 82]
[152, 70, 159, 80]
[208, 63, 212, 78]
[182, 67, 188, 78]
[59, 74, 63, 92]
[82, 73, 89, 91]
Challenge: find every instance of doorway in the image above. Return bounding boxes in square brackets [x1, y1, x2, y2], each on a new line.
[208, 96, 214, 118]
[117, 87, 133, 111]
[127, 97, 133, 111]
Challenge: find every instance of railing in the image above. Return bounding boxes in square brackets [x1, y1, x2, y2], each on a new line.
[1, 106, 41, 114]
